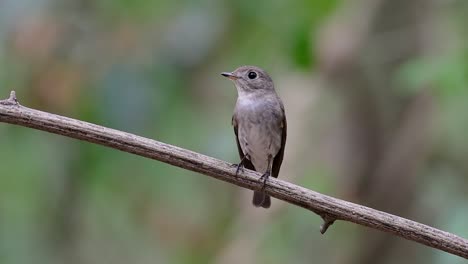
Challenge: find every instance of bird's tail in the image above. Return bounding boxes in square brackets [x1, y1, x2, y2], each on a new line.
[252, 191, 271, 208]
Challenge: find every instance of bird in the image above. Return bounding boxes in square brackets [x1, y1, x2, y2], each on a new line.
[221, 66, 287, 208]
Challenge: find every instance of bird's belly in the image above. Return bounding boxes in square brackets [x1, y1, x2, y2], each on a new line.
[239, 125, 281, 173]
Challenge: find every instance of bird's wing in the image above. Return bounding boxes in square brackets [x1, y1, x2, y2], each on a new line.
[232, 114, 256, 171]
[272, 106, 286, 178]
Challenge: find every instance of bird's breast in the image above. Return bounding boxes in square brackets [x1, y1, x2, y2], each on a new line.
[235, 96, 283, 172]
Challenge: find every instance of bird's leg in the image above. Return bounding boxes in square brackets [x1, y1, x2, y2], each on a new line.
[231, 154, 249, 176]
[260, 155, 273, 190]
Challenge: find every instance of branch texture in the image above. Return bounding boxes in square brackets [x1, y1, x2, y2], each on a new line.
[1, 91, 467, 259]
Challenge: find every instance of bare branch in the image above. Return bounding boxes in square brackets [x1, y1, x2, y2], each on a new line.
[319, 214, 336, 234]
[1, 91, 19, 106]
[0, 91, 467, 259]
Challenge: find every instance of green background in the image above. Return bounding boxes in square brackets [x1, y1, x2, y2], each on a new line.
[0, 0, 467, 263]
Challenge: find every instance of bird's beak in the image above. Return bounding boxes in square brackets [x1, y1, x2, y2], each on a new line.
[221, 72, 239, 80]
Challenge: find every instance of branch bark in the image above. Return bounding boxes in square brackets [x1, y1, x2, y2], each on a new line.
[1, 91, 467, 259]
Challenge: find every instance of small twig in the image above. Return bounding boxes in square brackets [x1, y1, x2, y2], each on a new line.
[320, 214, 336, 234]
[0, 91, 467, 259]
[0, 91, 19, 106]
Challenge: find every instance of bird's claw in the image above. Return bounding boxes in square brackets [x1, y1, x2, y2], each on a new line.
[259, 172, 270, 191]
[231, 163, 244, 177]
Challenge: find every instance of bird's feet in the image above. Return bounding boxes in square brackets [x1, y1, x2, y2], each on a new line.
[259, 171, 270, 191]
[231, 163, 244, 177]
[232, 155, 250, 177]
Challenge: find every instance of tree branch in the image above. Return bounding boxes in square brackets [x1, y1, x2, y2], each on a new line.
[0, 91, 467, 259]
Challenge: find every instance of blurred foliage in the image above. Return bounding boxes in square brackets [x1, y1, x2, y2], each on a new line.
[0, 0, 467, 264]
[396, 52, 468, 98]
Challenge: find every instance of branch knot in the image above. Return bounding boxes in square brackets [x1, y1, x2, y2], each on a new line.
[0, 91, 19, 106]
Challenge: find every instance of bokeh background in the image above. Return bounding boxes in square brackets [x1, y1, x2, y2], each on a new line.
[1, 0, 467, 263]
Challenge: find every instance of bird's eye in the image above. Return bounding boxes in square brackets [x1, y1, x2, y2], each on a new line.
[247, 71, 257, 79]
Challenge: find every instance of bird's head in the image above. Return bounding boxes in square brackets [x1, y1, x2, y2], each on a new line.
[221, 66, 275, 96]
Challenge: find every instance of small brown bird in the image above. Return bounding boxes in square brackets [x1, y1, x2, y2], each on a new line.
[221, 66, 287, 208]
